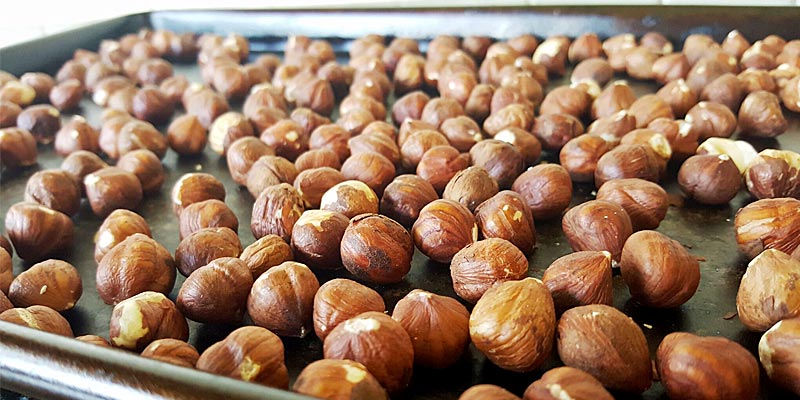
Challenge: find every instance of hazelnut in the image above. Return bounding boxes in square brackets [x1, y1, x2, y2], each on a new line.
[678, 154, 741, 205]
[177, 257, 253, 324]
[225, 137, 273, 185]
[293, 359, 387, 400]
[603, 34, 637, 71]
[0, 100, 21, 128]
[464, 84, 493, 124]
[469, 139, 524, 189]
[313, 279, 385, 341]
[23, 169, 81, 217]
[109, 291, 188, 351]
[443, 166, 499, 213]
[397, 119, 436, 148]
[686, 56, 734, 93]
[745, 149, 800, 199]
[494, 127, 542, 167]
[75, 335, 111, 347]
[116, 120, 168, 159]
[240, 234, 293, 279]
[54, 116, 99, 156]
[562, 200, 633, 261]
[293, 167, 346, 209]
[460, 385, 520, 400]
[320, 180, 379, 219]
[248, 261, 319, 337]
[16, 104, 61, 144]
[629, 94, 674, 128]
[0, 305, 73, 337]
[739, 90, 788, 138]
[183, 85, 230, 128]
[250, 183, 304, 242]
[400, 129, 449, 170]
[652, 53, 691, 84]
[489, 86, 531, 116]
[657, 332, 759, 400]
[178, 199, 238, 240]
[591, 81, 636, 120]
[56, 60, 86, 84]
[94, 209, 151, 263]
[559, 134, 613, 183]
[700, 73, 744, 111]
[19, 72, 55, 103]
[141, 339, 200, 368]
[98, 115, 132, 159]
[543, 251, 613, 314]
[683, 101, 736, 141]
[512, 164, 573, 220]
[531, 113, 583, 151]
[0, 249, 11, 294]
[159, 75, 189, 106]
[620, 129, 673, 169]
[571, 58, 614, 86]
[655, 78, 697, 118]
[391, 91, 429, 126]
[291, 210, 349, 270]
[175, 227, 242, 277]
[131, 86, 174, 125]
[392, 290, 470, 369]
[9, 259, 82, 311]
[474, 190, 536, 255]
[739, 69, 777, 95]
[735, 198, 800, 259]
[310, 124, 351, 162]
[245, 155, 298, 198]
[260, 119, 308, 161]
[323, 311, 414, 394]
[648, 118, 697, 160]
[318, 62, 354, 99]
[49, 79, 84, 111]
[94, 76, 134, 107]
[523, 367, 613, 400]
[0, 81, 36, 106]
[569, 33, 603, 63]
[451, 238, 528, 304]
[737, 249, 800, 331]
[291, 107, 332, 137]
[416, 145, 469, 194]
[208, 111, 254, 155]
[722, 30, 750, 59]
[5, 202, 73, 261]
[96, 233, 175, 304]
[171, 173, 226, 215]
[196, 326, 288, 388]
[211, 64, 250, 100]
[759, 316, 800, 395]
[294, 148, 341, 172]
[595, 144, 662, 187]
[539, 86, 589, 119]
[462, 36, 492, 61]
[380, 174, 439, 229]
[106, 85, 137, 114]
[421, 97, 464, 129]
[84, 167, 143, 217]
[117, 149, 165, 194]
[557, 304, 651, 392]
[341, 152, 396, 196]
[340, 214, 414, 284]
[741, 41, 777, 70]
[625, 47, 659, 80]
[532, 36, 569, 76]
[0, 128, 37, 168]
[412, 199, 478, 264]
[696, 137, 758, 174]
[596, 178, 668, 231]
[348, 134, 398, 168]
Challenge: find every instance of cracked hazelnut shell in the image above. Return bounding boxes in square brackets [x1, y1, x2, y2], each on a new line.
[735, 198, 800, 259]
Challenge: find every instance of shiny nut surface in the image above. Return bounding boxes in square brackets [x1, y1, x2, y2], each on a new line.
[175, 227, 242, 277]
[451, 238, 528, 304]
[759, 317, 800, 395]
[523, 366, 613, 400]
[341, 214, 414, 285]
[0, 305, 73, 337]
[293, 359, 388, 400]
[474, 190, 536, 255]
[9, 259, 82, 311]
[412, 199, 478, 264]
[196, 326, 288, 388]
[177, 257, 253, 324]
[248, 261, 320, 337]
[543, 251, 613, 314]
[97, 233, 176, 305]
[562, 200, 633, 261]
[109, 291, 188, 351]
[5, 202, 74, 261]
[596, 178, 668, 231]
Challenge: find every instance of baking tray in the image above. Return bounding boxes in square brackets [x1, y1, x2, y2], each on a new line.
[1, 6, 800, 400]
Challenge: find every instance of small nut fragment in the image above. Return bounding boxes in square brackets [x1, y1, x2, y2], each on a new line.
[745, 149, 800, 200]
[94, 209, 151, 263]
[562, 200, 633, 261]
[759, 317, 800, 395]
[5, 202, 73, 261]
[543, 251, 613, 314]
[737, 249, 800, 331]
[451, 238, 528, 304]
[596, 178, 668, 231]
[523, 367, 613, 400]
[240, 234, 293, 279]
[109, 291, 188, 351]
[412, 199, 478, 264]
[177, 257, 253, 324]
[197, 326, 288, 388]
[678, 154, 741, 205]
[0, 305, 73, 336]
[248, 261, 319, 337]
[341, 214, 414, 285]
[141, 339, 200, 368]
[9, 260, 82, 311]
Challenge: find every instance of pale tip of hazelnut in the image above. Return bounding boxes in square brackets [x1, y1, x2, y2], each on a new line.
[649, 135, 673, 159]
[344, 317, 381, 333]
[240, 356, 263, 381]
[342, 364, 367, 384]
[84, 174, 101, 186]
[17, 309, 39, 330]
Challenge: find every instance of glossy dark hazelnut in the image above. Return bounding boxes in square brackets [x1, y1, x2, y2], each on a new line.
[412, 199, 478, 264]
[652, 53, 691, 84]
[678, 154, 742, 205]
[166, 114, 207, 156]
[745, 149, 800, 200]
[0, 127, 37, 168]
[543, 251, 613, 314]
[700, 73, 744, 111]
[183, 85, 230, 128]
[684, 101, 737, 140]
[176, 257, 252, 324]
[96, 234, 175, 305]
[532, 36, 569, 76]
[53, 116, 98, 156]
[738, 90, 788, 138]
[23, 168, 78, 217]
[474, 190, 536, 255]
[511, 164, 573, 220]
[595, 144, 663, 188]
[93, 209, 151, 263]
[178, 199, 238, 241]
[84, 167, 143, 217]
[196, 326, 288, 388]
[290, 210, 349, 270]
[0, 305, 73, 337]
[416, 145, 470, 194]
[591, 81, 636, 120]
[530, 113, 583, 151]
[442, 165, 499, 213]
[736, 198, 800, 262]
[656, 78, 698, 118]
[451, 238, 528, 305]
[248, 261, 319, 337]
[313, 279, 385, 343]
[559, 134, 614, 183]
[175, 227, 242, 277]
[391, 91, 429, 126]
[19, 72, 55, 103]
[250, 183, 304, 243]
[9, 259, 82, 311]
[109, 292, 188, 351]
[524, 367, 613, 400]
[469, 139, 524, 189]
[629, 94, 675, 128]
[117, 149, 164, 194]
[400, 129, 449, 170]
[16, 104, 60, 144]
[117, 119, 168, 160]
[245, 155, 298, 198]
[97, 115, 132, 159]
[562, 200, 633, 261]
[0, 100, 21, 128]
[596, 178, 668, 231]
[340, 152, 396, 197]
[340, 214, 414, 284]
[131, 86, 174, 125]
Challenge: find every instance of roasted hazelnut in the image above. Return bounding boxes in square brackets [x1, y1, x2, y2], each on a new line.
[293, 359, 387, 400]
[739, 90, 788, 138]
[361, 121, 397, 141]
[442, 166, 499, 213]
[240, 235, 293, 279]
[562, 200, 633, 261]
[696, 137, 758, 174]
[700, 73, 744, 111]
[470, 278, 554, 372]
[571, 58, 614, 87]
[290, 210, 349, 270]
[23, 169, 81, 217]
[323, 311, 414, 394]
[603, 34, 637, 70]
[739, 69, 777, 96]
[164, 114, 207, 156]
[0, 100, 21, 128]
[468, 139, 524, 189]
[225, 139, 274, 186]
[451, 238, 528, 304]
[683, 101, 735, 141]
[473, 190, 536, 256]
[178, 199, 238, 240]
[490, 86, 532, 116]
[0, 127, 37, 168]
[340, 214, 413, 284]
[260, 119, 308, 161]
[568, 33, 602, 63]
[141, 339, 200, 368]
[313, 279, 385, 341]
[56, 60, 86, 84]
[96, 233, 175, 305]
[317, 62, 354, 99]
[538, 87, 588, 119]
[420, 97, 464, 129]
[53, 116, 98, 156]
[131, 86, 174, 125]
[736, 249, 800, 331]
[647, 118, 696, 160]
[639, 31, 672, 54]
[0, 249, 11, 294]
[84, 167, 143, 217]
[392, 91, 429, 126]
[291, 167, 345, 210]
[414, 145, 468, 194]
[657, 332, 759, 400]
[340, 152, 395, 197]
[136, 59, 173, 86]
[16, 104, 60, 144]
[686, 56, 734, 94]
[559, 134, 613, 183]
[378, 174, 438, 229]
[171, 173, 226, 215]
[721, 30, 750, 59]
[183, 85, 230, 128]
[591, 81, 636, 120]
[511, 164, 573, 220]
[310, 124, 351, 162]
[460, 385, 520, 400]
[207, 111, 254, 155]
[532, 36, 569, 76]
[596, 178, 668, 231]
[0, 81, 36, 106]
[320, 180, 379, 219]
[175, 227, 242, 277]
[594, 144, 662, 188]
[5, 202, 73, 261]
[0, 305, 73, 337]
[760, 316, 800, 395]
[523, 367, 612, 400]
[176, 257, 252, 324]
[109, 291, 188, 351]
[652, 53, 691, 84]
[678, 154, 741, 205]
[158, 75, 189, 106]
[620, 129, 672, 171]
[543, 251, 612, 314]
[557, 304, 651, 392]
[94, 209, 151, 263]
[412, 199, 477, 264]
[625, 47, 658, 80]
[291, 108, 332, 137]
[197, 326, 288, 388]
[293, 148, 341, 173]
[530, 113, 583, 151]
[620, 230, 701, 308]
[464, 84, 493, 124]
[247, 261, 319, 337]
[628, 94, 674, 128]
[20, 72, 55, 103]
[75, 335, 111, 347]
[211, 64, 250, 100]
[117, 120, 168, 159]
[117, 149, 165, 194]
[397, 119, 437, 148]
[349, 134, 399, 168]
[250, 183, 304, 243]
[98, 114, 132, 159]
[106, 85, 136, 114]
[399, 130, 448, 171]
[8, 259, 82, 311]
[655, 79, 697, 118]
[742, 41, 777, 70]
[745, 149, 800, 199]
[735, 198, 800, 259]
[493, 128, 540, 166]
[462, 36, 492, 61]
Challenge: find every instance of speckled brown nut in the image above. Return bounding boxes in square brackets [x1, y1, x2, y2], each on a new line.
[313, 279, 385, 341]
[177, 257, 253, 324]
[96, 233, 175, 305]
[591, 81, 636, 120]
[109, 291, 188, 351]
[178, 199, 238, 241]
[293, 359, 388, 400]
[511, 164, 573, 220]
[474, 190, 536, 255]
[657, 332, 759, 400]
[379, 174, 439, 228]
[450, 238, 528, 303]
[562, 200, 633, 262]
[392, 290, 469, 369]
[23, 169, 81, 217]
[323, 311, 414, 394]
[9, 259, 82, 311]
[54, 116, 100, 156]
[738, 90, 788, 138]
[460, 385, 520, 400]
[736, 249, 800, 331]
[678, 154, 741, 205]
[523, 366, 613, 400]
[594, 144, 662, 188]
[171, 173, 226, 215]
[543, 251, 613, 314]
[412, 199, 478, 264]
[735, 198, 800, 260]
[290, 210, 349, 270]
[340, 214, 414, 285]
[621, 230, 701, 308]
[320, 180, 379, 219]
[84, 167, 143, 217]
[557, 304, 652, 393]
[248, 261, 319, 337]
[94, 209, 151, 263]
[197, 326, 288, 388]
[175, 227, 242, 277]
[16, 104, 61, 144]
[5, 202, 73, 262]
[0, 305, 73, 337]
[470, 278, 554, 372]
[141, 338, 200, 368]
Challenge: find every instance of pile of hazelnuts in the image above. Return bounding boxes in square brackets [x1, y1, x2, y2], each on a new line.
[0, 26, 799, 400]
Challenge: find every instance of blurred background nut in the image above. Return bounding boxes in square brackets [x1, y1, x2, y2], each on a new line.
[451, 238, 528, 304]
[348, 132, 399, 167]
[655, 78, 697, 118]
[341, 214, 414, 285]
[678, 154, 742, 205]
[595, 144, 663, 187]
[323, 311, 414, 394]
[596, 178, 668, 231]
[209, 111, 254, 155]
[175, 227, 242, 277]
[603, 33, 637, 71]
[745, 149, 800, 199]
[75, 335, 110, 347]
[291, 210, 349, 270]
[460, 385, 520, 400]
[557, 304, 652, 393]
[542, 251, 613, 314]
[239, 235, 293, 279]
[591, 81, 636, 120]
[5, 202, 73, 262]
[0, 305, 73, 337]
[9, 259, 82, 311]
[475, 190, 536, 255]
[320, 180, 379, 219]
[735, 198, 800, 260]
[512, 164, 573, 220]
[159, 75, 190, 106]
[625, 47, 658, 80]
[736, 249, 800, 331]
[562, 200, 633, 261]
[470, 278, 555, 372]
[571, 58, 614, 86]
[569, 33, 602, 63]
[0, 100, 22, 128]
[24, 169, 81, 217]
[132, 86, 174, 125]
[197, 326, 288, 389]
[260, 119, 309, 161]
[533, 36, 569, 76]
[739, 90, 788, 137]
[380, 174, 439, 229]
[178, 199, 238, 240]
[1, 81, 36, 107]
[759, 317, 800, 395]
[84, 167, 143, 217]
[54, 116, 100, 156]
[17, 104, 61, 144]
[141, 339, 200, 369]
[657, 332, 759, 400]
[116, 120, 168, 159]
[392, 290, 470, 369]
[412, 199, 477, 264]
[392, 91, 429, 125]
[177, 257, 253, 324]
[400, 129, 449, 171]
[117, 149, 165, 194]
[0, 248, 11, 294]
[0, 127, 38, 168]
[539, 86, 589, 119]
[20, 72, 55, 103]
[523, 367, 613, 400]
[97, 233, 175, 305]
[313, 279, 385, 342]
[109, 291, 188, 351]
[700, 73, 744, 111]
[171, 173, 226, 215]
[483, 103, 536, 136]
[291, 107, 332, 138]
[248, 261, 319, 337]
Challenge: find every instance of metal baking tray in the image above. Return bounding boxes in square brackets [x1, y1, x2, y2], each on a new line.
[2, 6, 800, 400]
